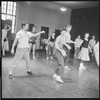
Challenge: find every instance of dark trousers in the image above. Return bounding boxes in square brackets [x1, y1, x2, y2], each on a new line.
[89, 49, 95, 61]
[53, 49, 65, 76]
[63, 44, 70, 66]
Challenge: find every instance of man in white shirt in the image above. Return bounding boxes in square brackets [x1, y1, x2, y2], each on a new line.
[89, 35, 96, 60]
[9, 22, 45, 79]
[89, 36, 96, 50]
[74, 35, 83, 59]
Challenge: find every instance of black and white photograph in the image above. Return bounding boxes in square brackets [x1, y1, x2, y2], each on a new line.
[1, 1, 99, 98]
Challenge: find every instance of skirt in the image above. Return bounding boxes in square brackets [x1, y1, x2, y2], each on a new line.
[77, 47, 90, 61]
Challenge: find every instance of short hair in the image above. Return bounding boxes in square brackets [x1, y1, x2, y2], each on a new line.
[92, 35, 95, 37]
[78, 35, 81, 36]
[85, 33, 89, 35]
[21, 22, 28, 28]
[60, 27, 67, 32]
[85, 33, 89, 36]
[32, 25, 36, 28]
[52, 31, 55, 33]
[66, 24, 72, 28]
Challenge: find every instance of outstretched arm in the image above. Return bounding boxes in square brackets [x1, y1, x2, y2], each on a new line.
[70, 40, 75, 44]
[63, 42, 71, 50]
[35, 35, 40, 42]
[32, 31, 45, 37]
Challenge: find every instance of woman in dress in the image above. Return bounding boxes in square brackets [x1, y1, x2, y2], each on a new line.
[77, 33, 92, 70]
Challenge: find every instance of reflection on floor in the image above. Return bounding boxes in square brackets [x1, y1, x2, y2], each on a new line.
[2, 53, 99, 98]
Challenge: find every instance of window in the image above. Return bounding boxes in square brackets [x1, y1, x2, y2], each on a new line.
[1, 1, 17, 33]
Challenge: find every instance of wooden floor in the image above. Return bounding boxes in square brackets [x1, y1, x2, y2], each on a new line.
[2, 53, 99, 98]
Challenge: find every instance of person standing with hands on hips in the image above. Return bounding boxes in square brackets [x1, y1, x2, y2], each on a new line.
[2, 24, 11, 56]
[89, 35, 96, 60]
[9, 22, 45, 79]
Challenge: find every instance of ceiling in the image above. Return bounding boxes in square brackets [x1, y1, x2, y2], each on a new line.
[50, 1, 99, 9]
[24, 1, 99, 11]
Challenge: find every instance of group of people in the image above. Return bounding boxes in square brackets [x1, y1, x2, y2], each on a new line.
[2, 22, 99, 83]
[74, 34, 99, 67]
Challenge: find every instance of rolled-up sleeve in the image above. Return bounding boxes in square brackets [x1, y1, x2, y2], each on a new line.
[16, 31, 21, 39]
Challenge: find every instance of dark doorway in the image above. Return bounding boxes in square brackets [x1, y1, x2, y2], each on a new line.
[40, 26, 49, 39]
[39, 26, 49, 55]
[55, 29, 61, 39]
[28, 23, 34, 32]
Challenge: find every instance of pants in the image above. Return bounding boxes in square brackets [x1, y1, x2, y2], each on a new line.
[53, 49, 65, 76]
[63, 45, 70, 66]
[74, 47, 80, 59]
[89, 49, 94, 61]
[10, 48, 31, 70]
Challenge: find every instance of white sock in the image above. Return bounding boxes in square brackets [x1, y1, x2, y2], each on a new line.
[80, 63, 83, 66]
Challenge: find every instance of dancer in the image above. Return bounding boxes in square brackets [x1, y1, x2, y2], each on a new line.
[94, 41, 99, 66]
[29, 25, 40, 60]
[53, 27, 71, 83]
[8, 22, 45, 79]
[46, 31, 56, 60]
[63, 25, 75, 70]
[77, 33, 92, 70]
[89, 35, 96, 60]
[74, 35, 83, 59]
[2, 24, 11, 56]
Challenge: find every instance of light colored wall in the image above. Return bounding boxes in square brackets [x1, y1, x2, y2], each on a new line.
[15, 2, 72, 49]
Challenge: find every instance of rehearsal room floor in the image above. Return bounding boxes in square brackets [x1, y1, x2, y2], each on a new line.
[2, 52, 99, 98]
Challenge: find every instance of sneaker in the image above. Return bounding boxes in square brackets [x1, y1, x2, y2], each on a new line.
[9, 74, 13, 79]
[27, 71, 32, 75]
[53, 73, 57, 79]
[33, 57, 37, 60]
[79, 65, 86, 71]
[50, 56, 53, 60]
[55, 76, 64, 83]
[64, 66, 71, 70]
